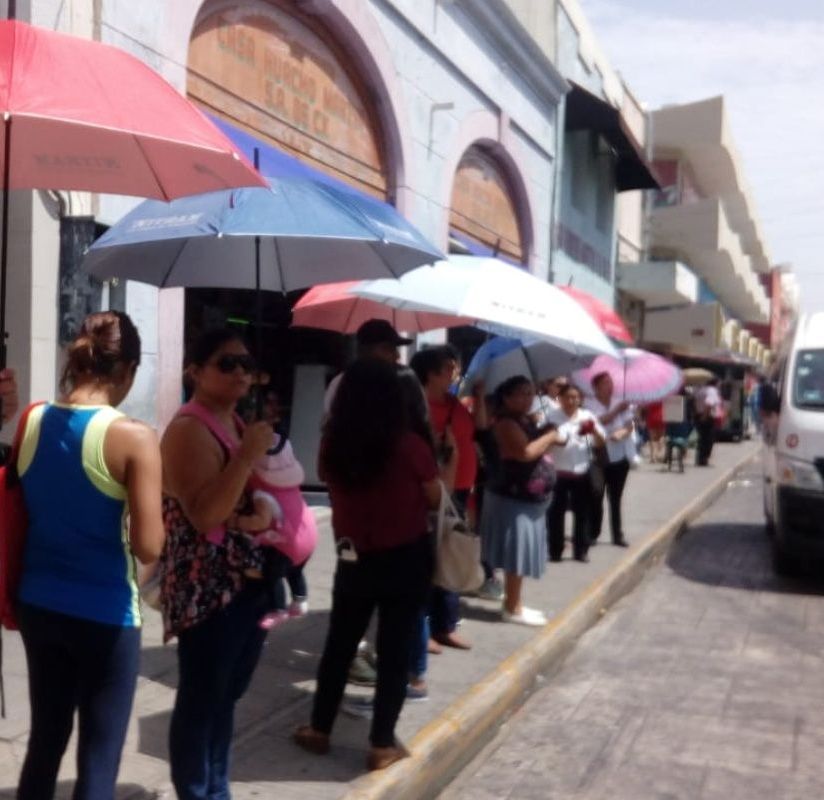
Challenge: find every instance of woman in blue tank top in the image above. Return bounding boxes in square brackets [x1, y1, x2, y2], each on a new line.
[15, 311, 164, 800]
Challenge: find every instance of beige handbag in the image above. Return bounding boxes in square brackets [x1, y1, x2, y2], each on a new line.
[432, 483, 484, 594]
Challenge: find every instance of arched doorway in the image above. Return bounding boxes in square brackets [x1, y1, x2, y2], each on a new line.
[447, 143, 529, 364]
[184, 1, 395, 478]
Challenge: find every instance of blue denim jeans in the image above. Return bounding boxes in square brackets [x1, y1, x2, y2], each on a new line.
[169, 584, 268, 800]
[408, 612, 429, 679]
[17, 603, 140, 800]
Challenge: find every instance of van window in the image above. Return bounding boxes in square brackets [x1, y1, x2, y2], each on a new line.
[793, 349, 824, 410]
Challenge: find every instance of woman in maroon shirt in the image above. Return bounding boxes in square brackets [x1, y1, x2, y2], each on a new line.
[294, 359, 441, 771]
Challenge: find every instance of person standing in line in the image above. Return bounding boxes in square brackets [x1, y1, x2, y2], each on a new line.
[160, 328, 275, 800]
[324, 319, 433, 687]
[586, 372, 632, 548]
[481, 376, 563, 626]
[295, 359, 441, 771]
[0, 366, 19, 426]
[546, 384, 606, 563]
[695, 377, 722, 466]
[529, 375, 567, 427]
[410, 345, 475, 651]
[16, 311, 164, 800]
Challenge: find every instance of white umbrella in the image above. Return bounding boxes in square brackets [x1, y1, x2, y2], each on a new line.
[353, 256, 618, 359]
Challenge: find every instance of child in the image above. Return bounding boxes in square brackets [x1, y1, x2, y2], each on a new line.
[229, 431, 318, 628]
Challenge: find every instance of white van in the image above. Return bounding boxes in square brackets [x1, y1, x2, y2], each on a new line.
[763, 312, 824, 574]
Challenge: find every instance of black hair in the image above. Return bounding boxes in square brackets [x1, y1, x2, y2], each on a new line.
[322, 359, 408, 489]
[185, 327, 246, 367]
[60, 310, 141, 391]
[492, 374, 533, 413]
[558, 383, 582, 398]
[591, 371, 611, 391]
[409, 345, 459, 387]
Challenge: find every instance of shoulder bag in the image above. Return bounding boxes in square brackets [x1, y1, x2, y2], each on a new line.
[432, 482, 484, 594]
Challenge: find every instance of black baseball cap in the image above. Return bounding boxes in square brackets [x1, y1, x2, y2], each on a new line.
[356, 319, 413, 347]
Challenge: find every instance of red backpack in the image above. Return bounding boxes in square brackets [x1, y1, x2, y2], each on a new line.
[0, 402, 43, 717]
[0, 402, 44, 630]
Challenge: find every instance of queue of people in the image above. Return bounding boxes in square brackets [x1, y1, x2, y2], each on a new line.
[9, 312, 656, 797]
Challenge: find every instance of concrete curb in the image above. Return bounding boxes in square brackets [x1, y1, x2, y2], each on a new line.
[344, 448, 760, 800]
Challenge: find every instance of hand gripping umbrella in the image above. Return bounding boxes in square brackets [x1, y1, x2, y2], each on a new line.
[0, 18, 265, 372]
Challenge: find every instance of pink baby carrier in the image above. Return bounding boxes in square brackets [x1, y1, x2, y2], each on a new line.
[177, 400, 317, 565]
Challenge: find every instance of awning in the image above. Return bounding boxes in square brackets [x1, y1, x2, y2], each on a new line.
[564, 83, 660, 192]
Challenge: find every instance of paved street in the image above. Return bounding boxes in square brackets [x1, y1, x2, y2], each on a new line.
[441, 458, 824, 800]
[0, 442, 758, 799]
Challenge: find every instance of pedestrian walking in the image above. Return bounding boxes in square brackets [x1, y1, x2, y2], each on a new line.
[294, 359, 441, 771]
[480, 376, 562, 626]
[546, 384, 606, 563]
[160, 328, 275, 800]
[695, 377, 722, 466]
[15, 311, 164, 800]
[410, 345, 475, 651]
[586, 372, 632, 548]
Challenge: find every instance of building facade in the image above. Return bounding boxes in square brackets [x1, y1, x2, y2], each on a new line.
[8, 0, 567, 438]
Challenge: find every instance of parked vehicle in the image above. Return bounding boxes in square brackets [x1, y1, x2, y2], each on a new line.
[762, 312, 824, 574]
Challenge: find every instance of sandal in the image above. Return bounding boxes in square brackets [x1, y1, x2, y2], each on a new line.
[367, 742, 410, 771]
[293, 725, 330, 755]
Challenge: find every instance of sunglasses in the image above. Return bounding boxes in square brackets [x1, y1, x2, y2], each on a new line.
[212, 354, 256, 374]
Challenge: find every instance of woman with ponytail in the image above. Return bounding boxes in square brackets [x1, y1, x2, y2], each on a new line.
[15, 310, 164, 800]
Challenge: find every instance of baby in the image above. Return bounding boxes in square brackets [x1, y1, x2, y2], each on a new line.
[222, 433, 319, 629]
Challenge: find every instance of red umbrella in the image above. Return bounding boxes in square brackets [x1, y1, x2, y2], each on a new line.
[292, 281, 470, 334]
[0, 19, 266, 368]
[559, 286, 633, 344]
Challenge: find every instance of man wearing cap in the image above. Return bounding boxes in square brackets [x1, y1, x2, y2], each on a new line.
[324, 319, 429, 442]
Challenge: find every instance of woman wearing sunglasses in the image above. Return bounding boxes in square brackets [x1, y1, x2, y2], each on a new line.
[159, 328, 275, 800]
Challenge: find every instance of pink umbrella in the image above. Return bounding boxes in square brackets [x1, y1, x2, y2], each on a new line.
[573, 348, 683, 403]
[292, 281, 470, 333]
[0, 19, 266, 371]
[559, 286, 633, 344]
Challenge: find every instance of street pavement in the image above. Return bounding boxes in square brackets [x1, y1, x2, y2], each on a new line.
[0, 441, 759, 799]
[441, 457, 824, 800]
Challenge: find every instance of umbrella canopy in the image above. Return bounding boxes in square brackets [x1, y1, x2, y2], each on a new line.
[83, 177, 444, 291]
[682, 367, 715, 386]
[463, 337, 598, 394]
[292, 281, 468, 334]
[559, 286, 633, 344]
[573, 348, 683, 403]
[353, 256, 618, 359]
[0, 20, 265, 198]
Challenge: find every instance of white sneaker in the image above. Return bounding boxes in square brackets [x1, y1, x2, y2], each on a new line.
[289, 599, 309, 618]
[501, 607, 547, 626]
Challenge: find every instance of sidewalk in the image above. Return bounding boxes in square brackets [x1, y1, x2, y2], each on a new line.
[0, 442, 760, 799]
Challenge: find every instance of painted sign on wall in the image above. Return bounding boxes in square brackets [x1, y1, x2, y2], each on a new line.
[188, 1, 386, 197]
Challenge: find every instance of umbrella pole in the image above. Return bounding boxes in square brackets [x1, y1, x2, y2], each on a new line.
[0, 114, 10, 374]
[253, 147, 264, 420]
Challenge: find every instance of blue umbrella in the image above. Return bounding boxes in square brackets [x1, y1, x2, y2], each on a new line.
[83, 175, 443, 292]
[463, 336, 597, 394]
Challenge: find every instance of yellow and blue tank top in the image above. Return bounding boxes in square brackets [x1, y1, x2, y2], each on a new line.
[17, 403, 140, 627]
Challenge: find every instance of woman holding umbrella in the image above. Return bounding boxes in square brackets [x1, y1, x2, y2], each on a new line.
[159, 328, 274, 800]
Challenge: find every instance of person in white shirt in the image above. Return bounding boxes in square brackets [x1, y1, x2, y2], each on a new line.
[528, 376, 566, 427]
[586, 372, 633, 548]
[694, 378, 722, 466]
[545, 384, 606, 563]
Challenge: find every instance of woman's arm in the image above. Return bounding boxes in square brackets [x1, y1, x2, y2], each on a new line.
[422, 477, 443, 510]
[161, 416, 273, 534]
[495, 418, 563, 462]
[598, 400, 630, 426]
[106, 419, 164, 565]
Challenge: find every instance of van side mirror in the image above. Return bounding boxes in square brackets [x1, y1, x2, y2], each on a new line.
[760, 384, 781, 415]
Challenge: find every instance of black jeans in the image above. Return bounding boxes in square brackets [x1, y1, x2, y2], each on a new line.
[547, 473, 591, 560]
[590, 458, 630, 543]
[170, 583, 268, 800]
[17, 603, 141, 800]
[311, 536, 432, 747]
[696, 415, 716, 465]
